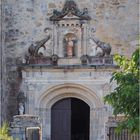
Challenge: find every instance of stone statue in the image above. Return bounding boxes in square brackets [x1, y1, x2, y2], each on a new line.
[28, 35, 51, 57]
[96, 40, 111, 56]
[17, 91, 26, 115]
[19, 103, 24, 115]
[66, 37, 74, 57]
[91, 37, 111, 57]
[89, 39, 103, 56]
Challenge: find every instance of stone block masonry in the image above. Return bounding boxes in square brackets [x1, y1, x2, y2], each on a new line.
[11, 115, 41, 140]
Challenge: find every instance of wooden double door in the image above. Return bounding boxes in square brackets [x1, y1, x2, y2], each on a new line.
[51, 98, 90, 140]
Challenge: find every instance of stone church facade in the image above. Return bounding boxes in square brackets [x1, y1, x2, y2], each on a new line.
[0, 0, 138, 140]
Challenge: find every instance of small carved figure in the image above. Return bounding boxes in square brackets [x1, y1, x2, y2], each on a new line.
[66, 37, 74, 57]
[53, 10, 61, 17]
[28, 35, 51, 57]
[28, 44, 35, 56]
[96, 40, 111, 56]
[19, 103, 24, 115]
[17, 91, 26, 115]
[89, 39, 103, 56]
[91, 37, 111, 57]
[82, 8, 88, 16]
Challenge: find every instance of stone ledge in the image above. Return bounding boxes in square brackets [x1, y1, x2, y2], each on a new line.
[58, 58, 81, 65]
[11, 114, 41, 128]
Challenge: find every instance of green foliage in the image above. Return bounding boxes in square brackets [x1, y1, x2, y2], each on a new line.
[104, 48, 139, 133]
[0, 122, 13, 140]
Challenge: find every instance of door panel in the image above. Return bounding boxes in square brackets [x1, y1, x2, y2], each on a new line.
[51, 98, 90, 140]
[71, 98, 90, 140]
[51, 98, 71, 140]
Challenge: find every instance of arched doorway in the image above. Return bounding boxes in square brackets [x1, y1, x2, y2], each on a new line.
[51, 98, 90, 140]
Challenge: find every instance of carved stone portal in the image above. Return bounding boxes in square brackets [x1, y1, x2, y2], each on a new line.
[23, 0, 113, 66]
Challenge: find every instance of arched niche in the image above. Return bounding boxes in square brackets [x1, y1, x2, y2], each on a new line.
[63, 33, 78, 58]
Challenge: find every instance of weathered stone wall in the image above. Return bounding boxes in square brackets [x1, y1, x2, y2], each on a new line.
[0, 0, 2, 124]
[11, 115, 41, 140]
[0, 0, 8, 123]
[3, 0, 139, 57]
[0, 0, 139, 122]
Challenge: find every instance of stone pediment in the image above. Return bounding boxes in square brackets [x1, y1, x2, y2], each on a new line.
[62, 14, 81, 20]
[50, 0, 91, 21]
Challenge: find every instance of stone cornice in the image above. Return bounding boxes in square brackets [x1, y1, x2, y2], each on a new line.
[19, 64, 118, 71]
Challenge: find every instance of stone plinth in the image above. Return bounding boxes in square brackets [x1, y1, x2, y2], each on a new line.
[11, 115, 41, 140]
[58, 58, 81, 65]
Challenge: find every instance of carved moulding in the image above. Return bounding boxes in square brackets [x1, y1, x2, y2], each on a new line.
[50, 0, 91, 21]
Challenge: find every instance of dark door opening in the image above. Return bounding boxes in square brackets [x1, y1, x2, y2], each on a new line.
[71, 98, 90, 140]
[51, 98, 90, 140]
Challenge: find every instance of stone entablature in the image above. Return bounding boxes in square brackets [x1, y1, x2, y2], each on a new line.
[21, 67, 114, 83]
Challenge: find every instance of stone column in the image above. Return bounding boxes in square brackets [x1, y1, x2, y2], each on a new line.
[44, 109, 51, 140]
[0, 0, 6, 125]
[28, 91, 35, 115]
[83, 23, 88, 55]
[57, 27, 64, 57]
[81, 25, 84, 56]
[90, 107, 108, 140]
[90, 109, 99, 140]
[26, 82, 36, 115]
[56, 25, 59, 55]
[0, 1, 2, 125]
[53, 24, 58, 55]
[36, 107, 51, 140]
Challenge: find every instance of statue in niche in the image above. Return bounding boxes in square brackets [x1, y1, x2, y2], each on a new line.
[65, 33, 76, 57]
[18, 103, 24, 115]
[17, 91, 26, 115]
[66, 37, 74, 57]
